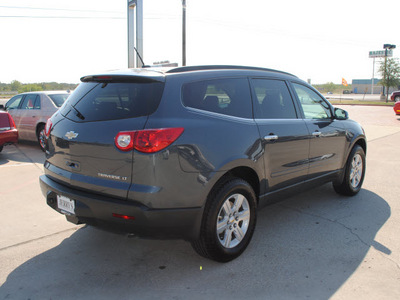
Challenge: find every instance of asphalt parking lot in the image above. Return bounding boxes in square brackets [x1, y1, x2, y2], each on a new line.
[1, 105, 399, 299]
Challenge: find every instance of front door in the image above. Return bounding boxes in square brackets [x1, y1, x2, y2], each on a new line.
[17, 94, 39, 140]
[291, 83, 347, 179]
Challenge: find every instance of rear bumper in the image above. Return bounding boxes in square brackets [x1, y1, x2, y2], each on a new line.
[0, 128, 18, 147]
[39, 174, 203, 240]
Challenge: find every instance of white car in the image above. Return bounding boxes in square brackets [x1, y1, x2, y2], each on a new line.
[5, 91, 70, 150]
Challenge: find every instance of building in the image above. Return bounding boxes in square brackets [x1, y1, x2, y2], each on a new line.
[352, 79, 381, 94]
[352, 79, 398, 94]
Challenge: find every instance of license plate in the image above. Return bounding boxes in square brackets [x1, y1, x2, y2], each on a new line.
[57, 195, 75, 215]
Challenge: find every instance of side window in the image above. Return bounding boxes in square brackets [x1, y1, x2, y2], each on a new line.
[182, 78, 252, 118]
[20, 94, 38, 110]
[6, 95, 23, 110]
[251, 79, 297, 119]
[34, 95, 41, 109]
[292, 83, 332, 119]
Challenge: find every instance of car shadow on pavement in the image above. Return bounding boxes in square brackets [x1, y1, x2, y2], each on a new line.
[0, 184, 390, 299]
[0, 142, 45, 166]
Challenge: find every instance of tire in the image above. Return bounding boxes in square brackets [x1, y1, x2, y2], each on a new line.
[191, 178, 257, 262]
[37, 124, 46, 152]
[333, 145, 366, 196]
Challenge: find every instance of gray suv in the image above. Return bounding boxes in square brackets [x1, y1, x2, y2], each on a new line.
[39, 66, 366, 262]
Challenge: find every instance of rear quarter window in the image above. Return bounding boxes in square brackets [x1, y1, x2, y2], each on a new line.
[182, 78, 252, 118]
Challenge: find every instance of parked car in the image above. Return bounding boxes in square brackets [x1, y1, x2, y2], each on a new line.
[4, 91, 70, 151]
[394, 101, 400, 115]
[390, 90, 400, 102]
[39, 66, 367, 262]
[0, 110, 18, 152]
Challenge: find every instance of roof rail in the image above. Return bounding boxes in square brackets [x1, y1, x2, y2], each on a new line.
[165, 65, 296, 77]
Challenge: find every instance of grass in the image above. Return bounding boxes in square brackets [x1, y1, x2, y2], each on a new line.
[328, 100, 394, 106]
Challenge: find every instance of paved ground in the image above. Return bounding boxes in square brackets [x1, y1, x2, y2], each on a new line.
[0, 106, 399, 299]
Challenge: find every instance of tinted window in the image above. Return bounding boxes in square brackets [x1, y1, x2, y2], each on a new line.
[6, 95, 23, 110]
[251, 79, 297, 119]
[48, 94, 69, 107]
[292, 83, 332, 119]
[182, 78, 252, 118]
[34, 95, 41, 109]
[64, 82, 164, 122]
[20, 94, 38, 109]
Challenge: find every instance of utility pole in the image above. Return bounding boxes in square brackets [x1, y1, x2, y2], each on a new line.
[182, 0, 186, 66]
[128, 0, 144, 68]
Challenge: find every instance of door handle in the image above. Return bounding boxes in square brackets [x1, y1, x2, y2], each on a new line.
[312, 131, 322, 137]
[264, 134, 278, 141]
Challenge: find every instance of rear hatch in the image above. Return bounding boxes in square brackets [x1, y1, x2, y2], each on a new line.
[44, 72, 165, 200]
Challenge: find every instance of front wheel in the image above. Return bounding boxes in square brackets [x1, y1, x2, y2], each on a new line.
[191, 178, 257, 262]
[333, 145, 366, 196]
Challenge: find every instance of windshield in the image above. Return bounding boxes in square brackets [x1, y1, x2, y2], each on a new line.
[48, 94, 70, 107]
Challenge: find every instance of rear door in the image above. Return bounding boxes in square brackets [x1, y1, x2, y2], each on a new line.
[5, 94, 24, 131]
[251, 78, 310, 192]
[46, 76, 165, 200]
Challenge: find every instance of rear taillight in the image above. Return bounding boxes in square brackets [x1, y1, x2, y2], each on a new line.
[7, 114, 16, 129]
[115, 128, 184, 153]
[45, 119, 53, 138]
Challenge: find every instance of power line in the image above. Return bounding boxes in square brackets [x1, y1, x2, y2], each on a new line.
[0, 5, 123, 14]
[0, 16, 125, 19]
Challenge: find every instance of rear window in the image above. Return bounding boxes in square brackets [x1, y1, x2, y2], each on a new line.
[62, 81, 164, 122]
[182, 78, 252, 118]
[48, 94, 70, 107]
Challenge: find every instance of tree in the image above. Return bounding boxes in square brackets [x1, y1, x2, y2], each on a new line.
[378, 58, 400, 101]
[10, 80, 22, 92]
[323, 82, 336, 93]
[20, 84, 43, 93]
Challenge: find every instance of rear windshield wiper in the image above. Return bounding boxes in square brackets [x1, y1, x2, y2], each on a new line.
[71, 105, 85, 120]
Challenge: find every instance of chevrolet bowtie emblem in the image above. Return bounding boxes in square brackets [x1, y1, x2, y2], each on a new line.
[65, 131, 79, 140]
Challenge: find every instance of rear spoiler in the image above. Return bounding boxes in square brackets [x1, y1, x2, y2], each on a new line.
[80, 74, 165, 83]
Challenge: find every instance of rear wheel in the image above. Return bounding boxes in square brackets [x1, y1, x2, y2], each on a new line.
[191, 178, 257, 262]
[333, 145, 365, 196]
[37, 124, 46, 152]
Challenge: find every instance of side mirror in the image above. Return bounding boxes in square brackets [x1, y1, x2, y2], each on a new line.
[334, 107, 348, 120]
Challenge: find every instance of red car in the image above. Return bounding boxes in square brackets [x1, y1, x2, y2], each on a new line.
[390, 91, 400, 102]
[0, 110, 18, 152]
[394, 101, 400, 116]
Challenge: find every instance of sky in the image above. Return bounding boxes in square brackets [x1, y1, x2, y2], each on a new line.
[1, 0, 399, 85]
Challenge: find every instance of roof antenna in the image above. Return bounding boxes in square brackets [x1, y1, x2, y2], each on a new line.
[133, 47, 149, 68]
